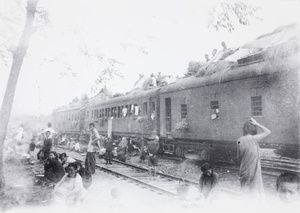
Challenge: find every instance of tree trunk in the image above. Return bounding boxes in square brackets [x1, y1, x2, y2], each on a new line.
[0, 0, 38, 191]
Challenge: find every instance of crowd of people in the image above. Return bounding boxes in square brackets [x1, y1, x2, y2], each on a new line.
[59, 120, 300, 204]
[5, 119, 300, 207]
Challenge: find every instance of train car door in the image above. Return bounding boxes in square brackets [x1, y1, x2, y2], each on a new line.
[165, 98, 172, 132]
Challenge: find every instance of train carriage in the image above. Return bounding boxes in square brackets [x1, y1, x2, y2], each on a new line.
[52, 106, 84, 133]
[159, 23, 300, 163]
[52, 23, 300, 163]
[85, 87, 161, 139]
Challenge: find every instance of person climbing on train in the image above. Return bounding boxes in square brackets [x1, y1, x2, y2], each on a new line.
[104, 137, 113, 165]
[85, 123, 101, 175]
[237, 118, 271, 200]
[146, 135, 160, 177]
[198, 162, 219, 200]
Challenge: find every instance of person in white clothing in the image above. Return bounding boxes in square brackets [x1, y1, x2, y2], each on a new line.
[14, 124, 24, 143]
[52, 163, 86, 204]
[44, 122, 56, 138]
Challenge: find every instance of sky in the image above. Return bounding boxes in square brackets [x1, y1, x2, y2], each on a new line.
[0, 0, 299, 115]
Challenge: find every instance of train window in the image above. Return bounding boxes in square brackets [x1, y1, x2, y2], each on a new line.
[107, 108, 110, 117]
[143, 102, 147, 116]
[251, 96, 262, 116]
[124, 105, 129, 117]
[128, 105, 131, 116]
[133, 104, 139, 116]
[211, 101, 219, 120]
[109, 108, 112, 117]
[151, 102, 155, 113]
[113, 107, 116, 117]
[120, 106, 124, 118]
[181, 104, 188, 119]
[116, 106, 119, 118]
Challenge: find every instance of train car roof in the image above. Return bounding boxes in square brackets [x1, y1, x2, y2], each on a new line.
[52, 104, 85, 113]
[88, 87, 161, 108]
[160, 23, 299, 94]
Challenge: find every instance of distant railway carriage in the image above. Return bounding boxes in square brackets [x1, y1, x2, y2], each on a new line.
[52, 23, 300, 162]
[52, 106, 83, 133]
[86, 87, 161, 139]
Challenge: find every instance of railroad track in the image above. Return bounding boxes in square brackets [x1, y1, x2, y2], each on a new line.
[55, 146, 239, 201]
[261, 158, 300, 175]
[160, 153, 300, 177]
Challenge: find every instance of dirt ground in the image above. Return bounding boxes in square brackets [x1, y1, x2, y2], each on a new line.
[0, 144, 292, 213]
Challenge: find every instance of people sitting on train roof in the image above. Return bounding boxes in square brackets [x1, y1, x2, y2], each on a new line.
[199, 162, 219, 200]
[59, 153, 76, 171]
[276, 172, 300, 203]
[51, 162, 87, 205]
[44, 151, 65, 183]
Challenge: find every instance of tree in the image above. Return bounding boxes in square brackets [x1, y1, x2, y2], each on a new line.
[0, 0, 38, 191]
[207, 0, 261, 32]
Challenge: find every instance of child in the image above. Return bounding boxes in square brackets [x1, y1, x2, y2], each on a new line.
[276, 172, 300, 203]
[28, 138, 36, 157]
[199, 163, 219, 199]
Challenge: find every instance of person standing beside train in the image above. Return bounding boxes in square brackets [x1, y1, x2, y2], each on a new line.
[85, 123, 101, 175]
[237, 118, 271, 200]
[147, 135, 160, 177]
[104, 137, 113, 165]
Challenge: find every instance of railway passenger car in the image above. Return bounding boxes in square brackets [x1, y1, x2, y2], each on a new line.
[85, 87, 161, 139]
[52, 106, 83, 133]
[52, 23, 299, 163]
[159, 24, 300, 162]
